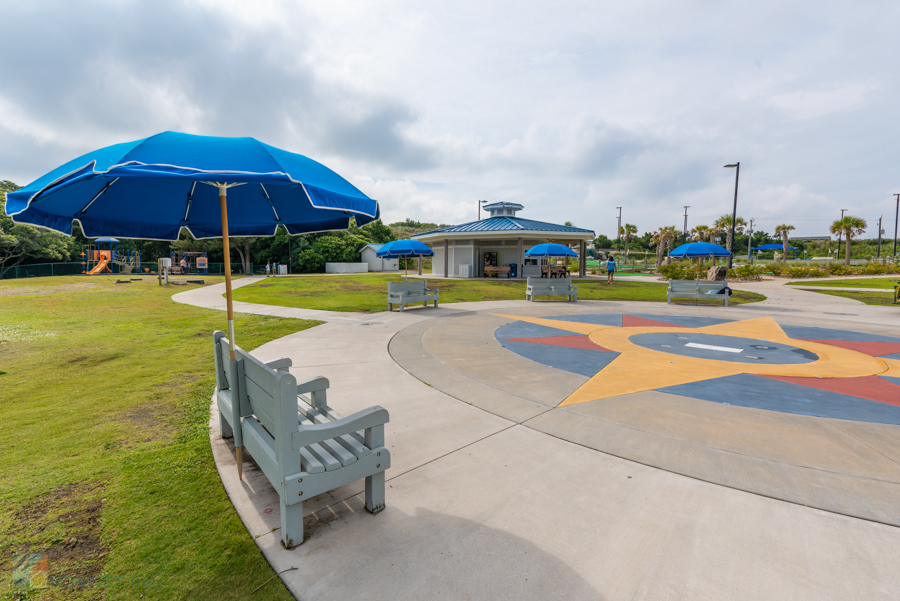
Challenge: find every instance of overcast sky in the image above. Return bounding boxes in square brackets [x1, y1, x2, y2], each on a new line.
[2, 0, 899, 238]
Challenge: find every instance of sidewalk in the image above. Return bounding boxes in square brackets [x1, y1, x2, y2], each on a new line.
[180, 279, 900, 600]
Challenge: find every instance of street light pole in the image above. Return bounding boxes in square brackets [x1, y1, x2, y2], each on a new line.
[747, 217, 755, 261]
[616, 207, 622, 253]
[478, 200, 488, 220]
[724, 162, 740, 269]
[837, 208, 847, 259]
[894, 194, 899, 257]
[877, 215, 883, 259]
[683, 206, 690, 245]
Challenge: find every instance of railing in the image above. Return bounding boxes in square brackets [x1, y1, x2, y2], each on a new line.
[0, 261, 260, 279]
[0, 262, 84, 280]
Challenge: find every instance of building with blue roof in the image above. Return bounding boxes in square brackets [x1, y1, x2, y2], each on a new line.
[413, 202, 594, 278]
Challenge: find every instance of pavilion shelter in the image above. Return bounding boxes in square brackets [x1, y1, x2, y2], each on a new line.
[412, 202, 595, 278]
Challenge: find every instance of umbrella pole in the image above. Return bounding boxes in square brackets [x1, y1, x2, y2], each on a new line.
[219, 184, 242, 480]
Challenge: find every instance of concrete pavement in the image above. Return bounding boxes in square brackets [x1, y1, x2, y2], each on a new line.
[182, 278, 900, 600]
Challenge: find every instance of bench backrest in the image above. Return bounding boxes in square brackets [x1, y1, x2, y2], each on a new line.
[668, 279, 728, 292]
[388, 281, 427, 294]
[214, 331, 302, 475]
[529, 277, 573, 287]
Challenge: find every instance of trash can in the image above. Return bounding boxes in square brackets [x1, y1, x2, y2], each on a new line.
[508, 263, 517, 278]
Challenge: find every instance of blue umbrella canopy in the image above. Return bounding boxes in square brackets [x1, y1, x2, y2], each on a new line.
[375, 239, 434, 258]
[753, 243, 796, 250]
[524, 243, 577, 257]
[5, 131, 379, 240]
[669, 242, 732, 258]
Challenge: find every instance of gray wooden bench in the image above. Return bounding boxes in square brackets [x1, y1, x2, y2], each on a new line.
[387, 280, 439, 311]
[667, 279, 731, 306]
[213, 331, 390, 549]
[525, 276, 577, 301]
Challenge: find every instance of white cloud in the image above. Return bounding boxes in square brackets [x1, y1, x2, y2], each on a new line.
[1, 0, 898, 240]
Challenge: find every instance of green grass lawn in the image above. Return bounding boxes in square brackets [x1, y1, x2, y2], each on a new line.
[0, 275, 317, 601]
[807, 289, 899, 306]
[787, 277, 900, 289]
[233, 274, 766, 312]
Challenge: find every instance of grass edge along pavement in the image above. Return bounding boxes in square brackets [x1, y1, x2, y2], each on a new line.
[786, 277, 900, 290]
[0, 275, 314, 601]
[232, 274, 766, 312]
[806, 288, 898, 307]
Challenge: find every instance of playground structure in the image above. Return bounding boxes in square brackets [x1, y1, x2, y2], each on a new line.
[169, 250, 208, 275]
[82, 238, 142, 275]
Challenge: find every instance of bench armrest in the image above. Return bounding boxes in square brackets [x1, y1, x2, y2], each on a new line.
[291, 406, 389, 450]
[265, 357, 292, 372]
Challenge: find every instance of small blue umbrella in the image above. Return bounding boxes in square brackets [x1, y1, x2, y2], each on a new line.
[375, 239, 434, 258]
[5, 132, 380, 479]
[525, 243, 577, 278]
[376, 239, 434, 280]
[524, 243, 577, 257]
[669, 242, 732, 258]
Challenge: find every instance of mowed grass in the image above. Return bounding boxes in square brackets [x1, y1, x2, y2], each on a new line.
[808, 289, 899, 306]
[787, 277, 900, 289]
[0, 275, 318, 601]
[232, 274, 766, 312]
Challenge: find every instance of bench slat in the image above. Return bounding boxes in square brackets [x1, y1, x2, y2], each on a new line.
[242, 374, 276, 431]
[297, 413, 358, 467]
[298, 397, 369, 454]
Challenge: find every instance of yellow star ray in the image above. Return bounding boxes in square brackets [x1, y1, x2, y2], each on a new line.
[493, 314, 896, 407]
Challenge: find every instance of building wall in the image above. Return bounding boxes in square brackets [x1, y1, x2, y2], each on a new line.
[360, 247, 399, 272]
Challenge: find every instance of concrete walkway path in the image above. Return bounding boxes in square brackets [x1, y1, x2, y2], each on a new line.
[177, 279, 900, 600]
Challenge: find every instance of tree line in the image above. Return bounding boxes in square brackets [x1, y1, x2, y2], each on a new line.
[597, 213, 878, 267]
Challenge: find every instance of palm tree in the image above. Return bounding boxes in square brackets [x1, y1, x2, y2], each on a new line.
[618, 223, 638, 257]
[773, 224, 795, 264]
[829, 216, 867, 266]
[691, 225, 711, 242]
[713, 214, 747, 255]
[649, 226, 677, 269]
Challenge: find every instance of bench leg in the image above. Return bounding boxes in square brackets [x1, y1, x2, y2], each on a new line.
[388, 303, 392, 312]
[280, 498, 304, 549]
[366, 471, 386, 514]
[399, 303, 404, 312]
[219, 411, 233, 439]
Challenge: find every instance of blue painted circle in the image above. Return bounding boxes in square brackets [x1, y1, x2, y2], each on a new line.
[628, 332, 818, 364]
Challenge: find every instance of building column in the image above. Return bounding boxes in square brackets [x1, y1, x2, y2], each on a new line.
[579, 239, 586, 278]
[517, 237, 524, 278]
[443, 239, 449, 277]
[418, 256, 422, 275]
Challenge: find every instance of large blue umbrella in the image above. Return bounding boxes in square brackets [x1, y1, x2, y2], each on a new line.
[5, 132, 380, 478]
[376, 239, 434, 280]
[669, 242, 732, 258]
[375, 239, 434, 258]
[524, 243, 577, 257]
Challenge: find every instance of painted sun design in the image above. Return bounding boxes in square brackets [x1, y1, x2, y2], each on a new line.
[493, 313, 900, 424]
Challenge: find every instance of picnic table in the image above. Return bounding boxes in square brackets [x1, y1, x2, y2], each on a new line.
[541, 265, 570, 278]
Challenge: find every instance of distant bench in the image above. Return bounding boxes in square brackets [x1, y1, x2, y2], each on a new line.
[667, 279, 731, 306]
[483, 265, 511, 278]
[525, 276, 577, 301]
[214, 332, 390, 549]
[387, 280, 439, 312]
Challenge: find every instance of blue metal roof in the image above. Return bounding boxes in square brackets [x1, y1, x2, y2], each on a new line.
[413, 216, 593, 237]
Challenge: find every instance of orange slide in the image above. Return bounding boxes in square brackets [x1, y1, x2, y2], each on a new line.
[88, 250, 112, 274]
[88, 257, 110, 274]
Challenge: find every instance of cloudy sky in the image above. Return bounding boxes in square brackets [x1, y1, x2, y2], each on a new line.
[2, 0, 898, 238]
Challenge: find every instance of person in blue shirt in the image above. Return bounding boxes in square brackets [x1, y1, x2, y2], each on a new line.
[606, 254, 617, 284]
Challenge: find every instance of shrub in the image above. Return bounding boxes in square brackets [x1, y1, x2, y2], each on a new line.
[728, 264, 767, 280]
[659, 264, 698, 280]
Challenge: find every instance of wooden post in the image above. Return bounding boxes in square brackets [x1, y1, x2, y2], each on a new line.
[443, 239, 449, 278]
[517, 237, 523, 278]
[219, 184, 242, 480]
[579, 240, 586, 277]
